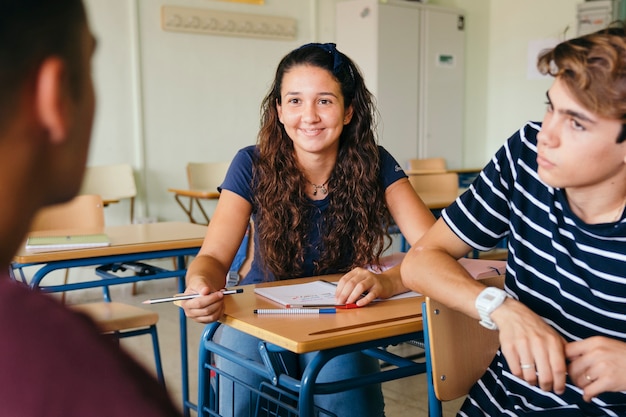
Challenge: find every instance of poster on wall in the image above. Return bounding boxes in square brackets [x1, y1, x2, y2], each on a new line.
[527, 38, 559, 80]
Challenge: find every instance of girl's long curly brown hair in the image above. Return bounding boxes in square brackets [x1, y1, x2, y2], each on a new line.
[253, 43, 392, 280]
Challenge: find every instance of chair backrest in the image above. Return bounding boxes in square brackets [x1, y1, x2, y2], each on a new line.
[79, 164, 136, 223]
[187, 162, 230, 191]
[424, 274, 504, 402]
[409, 172, 459, 195]
[80, 164, 136, 201]
[408, 157, 447, 172]
[409, 172, 459, 210]
[29, 194, 105, 234]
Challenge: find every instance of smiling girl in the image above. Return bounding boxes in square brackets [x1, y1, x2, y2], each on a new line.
[182, 43, 435, 416]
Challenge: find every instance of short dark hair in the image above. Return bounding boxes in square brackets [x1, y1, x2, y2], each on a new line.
[0, 0, 87, 129]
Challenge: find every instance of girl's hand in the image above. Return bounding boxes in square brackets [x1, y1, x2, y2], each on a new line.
[334, 267, 399, 306]
[180, 275, 226, 323]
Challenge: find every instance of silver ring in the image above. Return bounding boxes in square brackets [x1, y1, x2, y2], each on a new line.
[520, 363, 534, 370]
[585, 374, 593, 382]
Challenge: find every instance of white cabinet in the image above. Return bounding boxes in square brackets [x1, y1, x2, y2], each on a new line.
[336, 0, 465, 168]
[577, 0, 626, 36]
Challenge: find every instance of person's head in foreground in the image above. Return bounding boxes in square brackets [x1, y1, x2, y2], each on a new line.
[0, 1, 182, 415]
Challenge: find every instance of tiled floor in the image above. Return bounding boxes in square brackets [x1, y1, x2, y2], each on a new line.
[65, 277, 465, 416]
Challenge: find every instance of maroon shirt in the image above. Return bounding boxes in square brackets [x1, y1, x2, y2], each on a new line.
[0, 274, 182, 417]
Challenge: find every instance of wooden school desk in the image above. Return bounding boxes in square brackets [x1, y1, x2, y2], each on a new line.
[199, 275, 425, 417]
[12, 221, 206, 417]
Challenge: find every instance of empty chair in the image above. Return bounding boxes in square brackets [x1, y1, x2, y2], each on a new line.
[29, 194, 106, 235]
[27, 194, 106, 303]
[408, 157, 447, 173]
[22, 194, 165, 386]
[187, 161, 230, 192]
[409, 172, 460, 211]
[79, 163, 137, 223]
[169, 162, 230, 224]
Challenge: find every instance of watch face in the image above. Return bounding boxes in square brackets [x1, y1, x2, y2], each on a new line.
[484, 294, 496, 301]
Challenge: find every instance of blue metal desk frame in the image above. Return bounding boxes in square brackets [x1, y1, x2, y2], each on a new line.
[11, 247, 200, 417]
[197, 324, 426, 416]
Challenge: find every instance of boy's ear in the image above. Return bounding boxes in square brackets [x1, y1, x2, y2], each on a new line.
[35, 57, 69, 144]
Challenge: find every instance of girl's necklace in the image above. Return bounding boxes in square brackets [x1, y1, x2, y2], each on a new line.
[309, 179, 329, 196]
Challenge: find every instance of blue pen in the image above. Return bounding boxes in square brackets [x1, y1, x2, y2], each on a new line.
[254, 308, 336, 315]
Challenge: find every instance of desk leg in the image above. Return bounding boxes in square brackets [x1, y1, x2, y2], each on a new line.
[299, 351, 330, 417]
[177, 255, 192, 417]
[173, 194, 210, 225]
[193, 198, 211, 225]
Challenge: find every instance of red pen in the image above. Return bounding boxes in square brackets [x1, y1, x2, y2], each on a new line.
[287, 303, 360, 309]
[336, 303, 360, 309]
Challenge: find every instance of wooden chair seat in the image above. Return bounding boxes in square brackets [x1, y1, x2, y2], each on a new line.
[70, 300, 164, 385]
[70, 301, 158, 334]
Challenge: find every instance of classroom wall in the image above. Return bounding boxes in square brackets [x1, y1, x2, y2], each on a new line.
[393, 0, 578, 167]
[483, 0, 578, 155]
[84, 0, 319, 224]
[83, 0, 581, 224]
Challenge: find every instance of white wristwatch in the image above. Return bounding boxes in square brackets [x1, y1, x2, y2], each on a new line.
[475, 287, 508, 330]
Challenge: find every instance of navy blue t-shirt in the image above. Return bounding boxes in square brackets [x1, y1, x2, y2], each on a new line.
[220, 145, 406, 283]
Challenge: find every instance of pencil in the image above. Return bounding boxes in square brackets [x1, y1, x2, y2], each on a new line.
[142, 289, 243, 304]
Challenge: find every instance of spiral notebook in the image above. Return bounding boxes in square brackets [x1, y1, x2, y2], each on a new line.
[25, 233, 110, 252]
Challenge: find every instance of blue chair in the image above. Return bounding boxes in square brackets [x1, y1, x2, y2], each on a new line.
[422, 275, 503, 416]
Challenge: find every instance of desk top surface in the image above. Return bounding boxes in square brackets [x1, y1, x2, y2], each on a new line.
[221, 276, 424, 353]
[405, 167, 481, 175]
[14, 221, 207, 263]
[168, 187, 220, 199]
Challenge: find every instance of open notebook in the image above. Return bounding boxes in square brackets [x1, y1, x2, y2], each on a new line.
[25, 233, 110, 252]
[253, 257, 506, 308]
[254, 280, 420, 308]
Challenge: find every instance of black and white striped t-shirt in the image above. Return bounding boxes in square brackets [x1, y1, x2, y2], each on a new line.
[444, 121, 626, 416]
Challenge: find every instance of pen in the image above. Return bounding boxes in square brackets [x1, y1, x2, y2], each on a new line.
[254, 308, 336, 315]
[287, 303, 360, 309]
[335, 303, 360, 309]
[142, 288, 243, 304]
